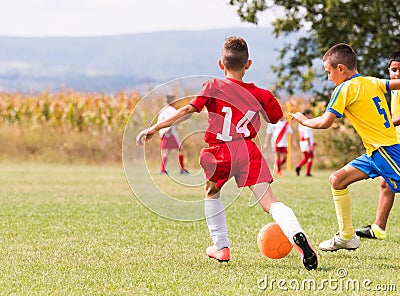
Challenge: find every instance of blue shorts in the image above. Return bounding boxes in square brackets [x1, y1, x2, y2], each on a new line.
[350, 144, 400, 193]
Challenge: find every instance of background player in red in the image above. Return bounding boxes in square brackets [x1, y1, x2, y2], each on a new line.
[264, 118, 293, 177]
[158, 94, 189, 175]
[136, 37, 317, 270]
[295, 109, 315, 177]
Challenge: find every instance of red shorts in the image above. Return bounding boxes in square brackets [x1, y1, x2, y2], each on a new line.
[302, 151, 314, 159]
[199, 139, 273, 189]
[275, 147, 288, 153]
[160, 134, 180, 149]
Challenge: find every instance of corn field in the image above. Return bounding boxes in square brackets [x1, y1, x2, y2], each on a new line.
[0, 90, 363, 167]
[0, 90, 142, 163]
[0, 90, 141, 133]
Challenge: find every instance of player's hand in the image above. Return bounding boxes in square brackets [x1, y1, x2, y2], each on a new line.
[289, 112, 307, 124]
[136, 128, 154, 147]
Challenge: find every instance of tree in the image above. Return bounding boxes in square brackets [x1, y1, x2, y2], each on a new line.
[229, 0, 400, 98]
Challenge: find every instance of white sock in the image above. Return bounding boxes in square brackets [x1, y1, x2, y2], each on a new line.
[270, 202, 304, 244]
[205, 198, 230, 250]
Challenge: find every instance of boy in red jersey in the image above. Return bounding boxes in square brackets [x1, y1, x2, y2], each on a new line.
[137, 37, 317, 270]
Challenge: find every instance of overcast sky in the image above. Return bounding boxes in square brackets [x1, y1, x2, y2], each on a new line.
[0, 0, 279, 37]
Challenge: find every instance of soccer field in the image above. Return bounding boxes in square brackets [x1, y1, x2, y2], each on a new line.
[0, 163, 399, 295]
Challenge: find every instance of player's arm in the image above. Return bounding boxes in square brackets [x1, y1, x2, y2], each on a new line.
[260, 93, 283, 124]
[389, 79, 400, 91]
[290, 111, 336, 129]
[263, 130, 272, 151]
[136, 104, 197, 146]
[392, 115, 400, 126]
[307, 138, 312, 153]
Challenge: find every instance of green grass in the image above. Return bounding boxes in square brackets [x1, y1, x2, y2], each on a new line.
[0, 163, 399, 295]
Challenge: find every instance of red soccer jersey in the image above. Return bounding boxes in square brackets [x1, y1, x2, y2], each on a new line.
[190, 78, 283, 144]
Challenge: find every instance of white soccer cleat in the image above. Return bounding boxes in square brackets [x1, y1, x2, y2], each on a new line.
[319, 233, 360, 252]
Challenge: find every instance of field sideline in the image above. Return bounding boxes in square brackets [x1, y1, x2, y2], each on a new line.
[0, 163, 399, 295]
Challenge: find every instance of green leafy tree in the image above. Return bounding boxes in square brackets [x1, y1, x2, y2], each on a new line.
[229, 0, 400, 97]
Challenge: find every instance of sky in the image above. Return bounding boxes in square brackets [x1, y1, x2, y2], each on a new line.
[0, 0, 279, 37]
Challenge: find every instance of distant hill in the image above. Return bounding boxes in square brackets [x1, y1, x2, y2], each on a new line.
[0, 28, 296, 93]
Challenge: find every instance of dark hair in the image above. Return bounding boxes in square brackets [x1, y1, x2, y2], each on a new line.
[323, 43, 357, 70]
[221, 37, 249, 71]
[302, 109, 312, 116]
[389, 50, 400, 67]
[166, 94, 176, 104]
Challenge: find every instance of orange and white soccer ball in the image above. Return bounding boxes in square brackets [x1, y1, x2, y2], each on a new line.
[257, 222, 293, 259]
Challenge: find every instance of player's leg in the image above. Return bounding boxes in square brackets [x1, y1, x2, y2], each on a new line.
[296, 151, 308, 176]
[199, 144, 232, 261]
[305, 152, 313, 176]
[160, 148, 169, 174]
[356, 180, 395, 240]
[177, 140, 189, 174]
[275, 151, 283, 176]
[280, 151, 287, 166]
[277, 149, 288, 177]
[204, 180, 230, 262]
[319, 164, 367, 251]
[250, 182, 317, 270]
[372, 179, 394, 238]
[375, 179, 394, 231]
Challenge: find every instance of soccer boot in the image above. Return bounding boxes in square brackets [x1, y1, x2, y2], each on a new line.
[355, 224, 386, 240]
[206, 246, 230, 262]
[319, 233, 360, 252]
[293, 232, 318, 271]
[295, 167, 301, 176]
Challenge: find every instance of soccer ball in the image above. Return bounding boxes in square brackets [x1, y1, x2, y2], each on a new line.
[257, 222, 293, 259]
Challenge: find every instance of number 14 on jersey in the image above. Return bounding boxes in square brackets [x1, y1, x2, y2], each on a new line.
[216, 106, 256, 141]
